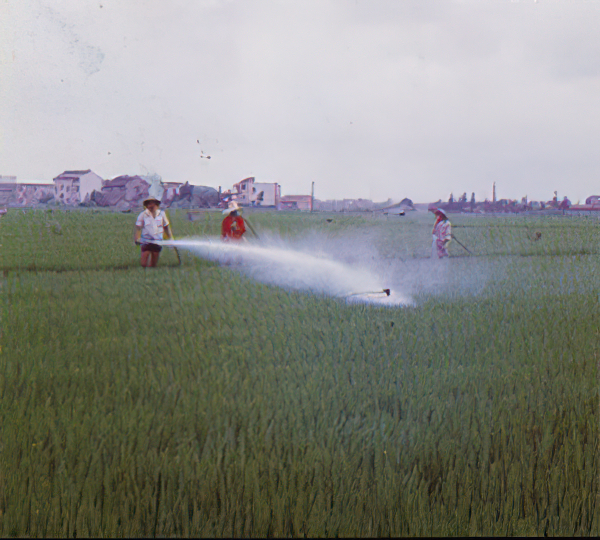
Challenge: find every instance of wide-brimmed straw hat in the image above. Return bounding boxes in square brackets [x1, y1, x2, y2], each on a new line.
[434, 208, 447, 217]
[222, 201, 241, 215]
[143, 196, 161, 207]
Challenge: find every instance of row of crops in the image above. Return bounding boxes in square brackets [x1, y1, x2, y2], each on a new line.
[0, 209, 598, 536]
[1, 207, 599, 270]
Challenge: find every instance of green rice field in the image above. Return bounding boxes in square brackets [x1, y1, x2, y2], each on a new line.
[0, 208, 598, 536]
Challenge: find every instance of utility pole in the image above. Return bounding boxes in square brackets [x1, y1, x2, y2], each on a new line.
[311, 181, 314, 213]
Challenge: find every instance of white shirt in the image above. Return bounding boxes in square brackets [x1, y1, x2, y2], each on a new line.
[136, 209, 169, 243]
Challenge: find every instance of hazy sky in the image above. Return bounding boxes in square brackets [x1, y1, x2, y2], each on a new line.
[1, 0, 599, 203]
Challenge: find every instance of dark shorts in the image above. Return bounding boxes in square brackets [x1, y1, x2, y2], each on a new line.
[141, 243, 162, 253]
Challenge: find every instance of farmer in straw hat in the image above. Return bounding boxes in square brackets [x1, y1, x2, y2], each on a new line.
[221, 201, 247, 241]
[134, 196, 173, 267]
[432, 208, 452, 258]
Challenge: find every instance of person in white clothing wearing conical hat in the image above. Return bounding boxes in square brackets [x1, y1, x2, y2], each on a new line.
[134, 197, 173, 267]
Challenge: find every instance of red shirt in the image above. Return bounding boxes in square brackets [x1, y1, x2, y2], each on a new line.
[221, 214, 246, 240]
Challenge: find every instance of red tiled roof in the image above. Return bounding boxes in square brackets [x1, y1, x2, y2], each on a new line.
[54, 170, 92, 180]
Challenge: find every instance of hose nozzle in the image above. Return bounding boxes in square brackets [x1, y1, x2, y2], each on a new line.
[346, 288, 392, 298]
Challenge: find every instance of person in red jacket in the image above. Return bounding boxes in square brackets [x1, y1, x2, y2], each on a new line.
[221, 202, 247, 241]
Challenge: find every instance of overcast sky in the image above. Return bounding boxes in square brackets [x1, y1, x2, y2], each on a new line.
[1, 0, 599, 203]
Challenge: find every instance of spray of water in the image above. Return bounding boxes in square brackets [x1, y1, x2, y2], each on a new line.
[160, 237, 413, 306]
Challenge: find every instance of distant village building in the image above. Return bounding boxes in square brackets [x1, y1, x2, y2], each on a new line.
[53, 170, 103, 205]
[558, 197, 571, 210]
[252, 181, 280, 207]
[346, 198, 375, 211]
[232, 177, 281, 207]
[566, 195, 600, 214]
[279, 195, 312, 211]
[313, 197, 405, 213]
[375, 198, 414, 215]
[0, 182, 54, 207]
[427, 191, 579, 214]
[92, 175, 150, 210]
[169, 182, 219, 208]
[90, 178, 218, 209]
[161, 182, 183, 206]
[585, 195, 600, 206]
[15, 183, 55, 206]
[314, 199, 348, 212]
[0, 183, 15, 207]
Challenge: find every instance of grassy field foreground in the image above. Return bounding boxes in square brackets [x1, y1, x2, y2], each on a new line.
[0, 209, 598, 536]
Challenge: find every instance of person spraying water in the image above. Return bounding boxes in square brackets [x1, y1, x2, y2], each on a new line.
[134, 197, 173, 267]
[431, 208, 452, 258]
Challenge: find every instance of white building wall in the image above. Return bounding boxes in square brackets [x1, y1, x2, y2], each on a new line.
[78, 172, 104, 202]
[54, 179, 77, 204]
[253, 183, 279, 206]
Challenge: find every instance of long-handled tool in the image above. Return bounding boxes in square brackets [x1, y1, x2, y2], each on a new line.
[164, 210, 182, 265]
[346, 288, 391, 298]
[451, 234, 473, 255]
[171, 241, 182, 265]
[243, 215, 261, 240]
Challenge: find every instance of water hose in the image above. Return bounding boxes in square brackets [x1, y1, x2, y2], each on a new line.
[346, 288, 391, 298]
